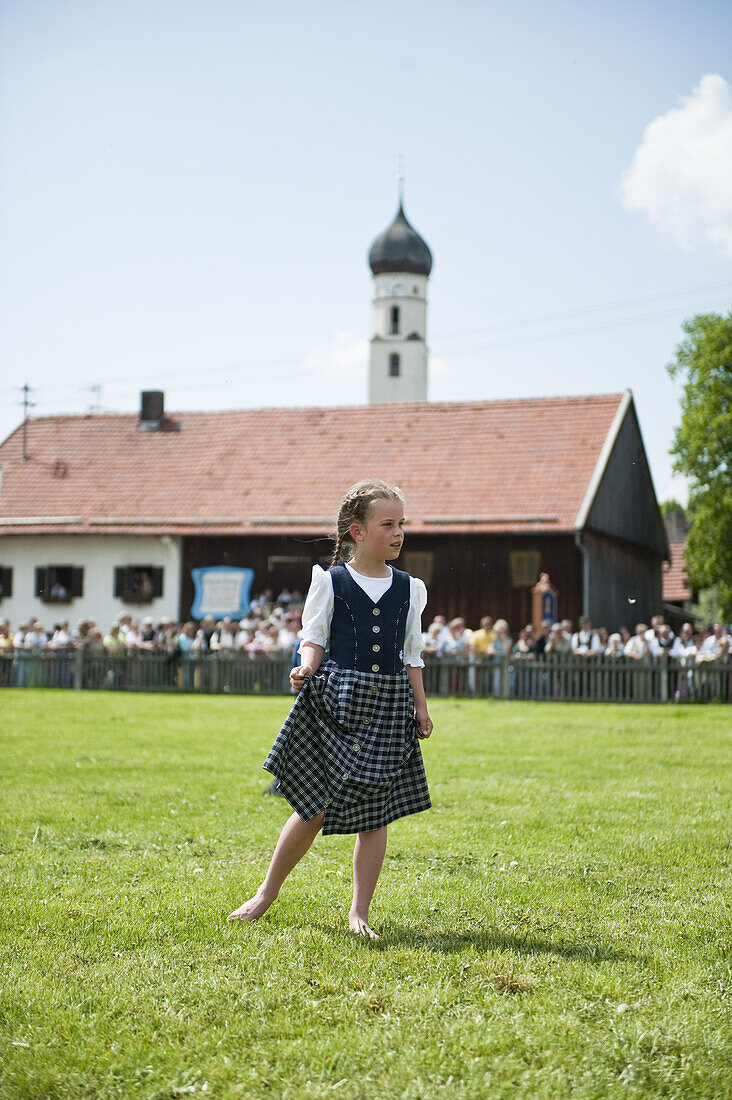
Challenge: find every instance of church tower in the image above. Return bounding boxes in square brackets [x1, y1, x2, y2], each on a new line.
[367, 197, 433, 403]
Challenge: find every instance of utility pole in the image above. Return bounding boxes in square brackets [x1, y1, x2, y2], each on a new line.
[19, 383, 36, 462]
[86, 384, 102, 412]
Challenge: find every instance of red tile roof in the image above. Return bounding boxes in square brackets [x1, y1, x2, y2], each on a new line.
[663, 541, 692, 602]
[0, 395, 625, 536]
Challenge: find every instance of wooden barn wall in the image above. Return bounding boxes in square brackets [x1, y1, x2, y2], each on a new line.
[179, 534, 332, 621]
[180, 533, 583, 631]
[586, 403, 668, 556]
[582, 528, 663, 632]
[403, 534, 583, 627]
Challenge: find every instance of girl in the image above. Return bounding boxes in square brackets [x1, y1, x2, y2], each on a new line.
[228, 479, 433, 938]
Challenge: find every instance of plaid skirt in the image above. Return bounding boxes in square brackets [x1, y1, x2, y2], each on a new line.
[263, 659, 431, 835]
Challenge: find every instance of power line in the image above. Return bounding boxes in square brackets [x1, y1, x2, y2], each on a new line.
[2, 280, 730, 408]
[430, 278, 732, 341]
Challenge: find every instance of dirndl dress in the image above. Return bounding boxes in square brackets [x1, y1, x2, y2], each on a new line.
[263, 565, 431, 836]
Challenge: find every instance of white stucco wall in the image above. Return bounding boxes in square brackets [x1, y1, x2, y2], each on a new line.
[0, 534, 182, 630]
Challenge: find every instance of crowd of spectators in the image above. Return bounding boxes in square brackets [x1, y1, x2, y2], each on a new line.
[421, 613, 732, 665]
[0, 587, 306, 664]
[1, 587, 730, 685]
[1, 587, 730, 703]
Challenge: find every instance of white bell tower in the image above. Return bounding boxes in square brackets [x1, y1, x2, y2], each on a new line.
[367, 192, 433, 404]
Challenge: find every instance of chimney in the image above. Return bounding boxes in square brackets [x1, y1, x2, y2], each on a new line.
[138, 391, 180, 432]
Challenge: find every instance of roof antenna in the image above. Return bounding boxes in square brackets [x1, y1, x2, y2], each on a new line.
[398, 154, 405, 208]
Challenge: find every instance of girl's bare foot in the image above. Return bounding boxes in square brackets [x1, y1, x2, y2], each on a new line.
[348, 911, 379, 939]
[227, 890, 276, 923]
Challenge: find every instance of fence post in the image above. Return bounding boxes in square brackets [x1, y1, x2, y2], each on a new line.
[500, 655, 510, 699]
[73, 647, 84, 690]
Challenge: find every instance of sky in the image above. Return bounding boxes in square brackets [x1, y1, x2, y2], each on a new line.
[1, 0, 731, 504]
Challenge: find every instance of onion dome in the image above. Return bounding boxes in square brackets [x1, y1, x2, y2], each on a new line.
[368, 202, 433, 277]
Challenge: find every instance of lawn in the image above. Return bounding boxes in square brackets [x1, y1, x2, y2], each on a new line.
[0, 691, 730, 1099]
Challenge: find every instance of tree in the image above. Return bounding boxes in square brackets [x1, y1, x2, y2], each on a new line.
[659, 498, 686, 518]
[667, 311, 732, 620]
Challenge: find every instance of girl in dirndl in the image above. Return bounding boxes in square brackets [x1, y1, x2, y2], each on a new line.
[228, 479, 433, 938]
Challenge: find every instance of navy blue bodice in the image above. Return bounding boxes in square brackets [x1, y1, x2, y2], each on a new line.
[329, 564, 411, 675]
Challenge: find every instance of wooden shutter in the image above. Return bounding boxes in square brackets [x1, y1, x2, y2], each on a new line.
[71, 567, 84, 598]
[114, 567, 127, 598]
[35, 567, 47, 598]
[150, 567, 164, 598]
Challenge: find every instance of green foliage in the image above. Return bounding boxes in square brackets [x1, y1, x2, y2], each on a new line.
[668, 311, 732, 618]
[659, 498, 685, 518]
[1, 691, 731, 1099]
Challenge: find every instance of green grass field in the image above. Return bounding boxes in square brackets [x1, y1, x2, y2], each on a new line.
[0, 691, 730, 1099]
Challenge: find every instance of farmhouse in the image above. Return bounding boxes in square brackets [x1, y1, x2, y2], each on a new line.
[0, 388, 668, 632]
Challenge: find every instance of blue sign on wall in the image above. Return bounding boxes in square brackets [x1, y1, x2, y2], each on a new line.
[191, 566, 254, 620]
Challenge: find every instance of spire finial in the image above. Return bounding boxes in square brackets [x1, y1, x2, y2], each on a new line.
[398, 154, 405, 206]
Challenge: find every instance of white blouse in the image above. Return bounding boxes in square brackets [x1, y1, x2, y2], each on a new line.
[299, 564, 428, 668]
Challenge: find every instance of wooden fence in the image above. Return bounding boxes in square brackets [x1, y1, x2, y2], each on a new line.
[1, 650, 730, 703]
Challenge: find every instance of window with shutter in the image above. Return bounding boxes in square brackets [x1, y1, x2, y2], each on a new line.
[37, 565, 80, 602]
[0, 567, 12, 599]
[114, 565, 162, 603]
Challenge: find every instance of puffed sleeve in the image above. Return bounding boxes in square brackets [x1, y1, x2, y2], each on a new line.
[298, 565, 333, 654]
[403, 576, 428, 668]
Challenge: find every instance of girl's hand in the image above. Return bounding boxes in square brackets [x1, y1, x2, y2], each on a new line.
[290, 664, 314, 692]
[414, 709, 433, 739]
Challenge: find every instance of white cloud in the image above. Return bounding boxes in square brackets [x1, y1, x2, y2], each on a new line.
[619, 73, 732, 258]
[302, 330, 368, 382]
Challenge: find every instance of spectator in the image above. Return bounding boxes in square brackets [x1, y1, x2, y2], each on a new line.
[471, 616, 496, 656]
[117, 613, 134, 640]
[487, 619, 512, 655]
[512, 627, 533, 656]
[157, 618, 178, 652]
[669, 622, 697, 701]
[103, 623, 125, 652]
[177, 622, 197, 653]
[421, 621, 444, 656]
[199, 615, 216, 650]
[699, 623, 726, 661]
[211, 617, 237, 650]
[277, 614, 300, 654]
[438, 617, 471, 657]
[670, 622, 696, 660]
[251, 588, 274, 612]
[605, 633, 625, 658]
[0, 620, 12, 651]
[656, 624, 675, 657]
[235, 620, 253, 650]
[545, 622, 571, 656]
[624, 623, 651, 661]
[49, 621, 71, 649]
[25, 620, 48, 649]
[138, 616, 158, 650]
[571, 616, 603, 656]
[531, 619, 552, 657]
[645, 614, 674, 648]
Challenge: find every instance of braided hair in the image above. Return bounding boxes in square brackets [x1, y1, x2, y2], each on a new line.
[329, 479, 405, 567]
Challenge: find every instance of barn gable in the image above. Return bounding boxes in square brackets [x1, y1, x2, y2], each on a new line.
[577, 391, 669, 559]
